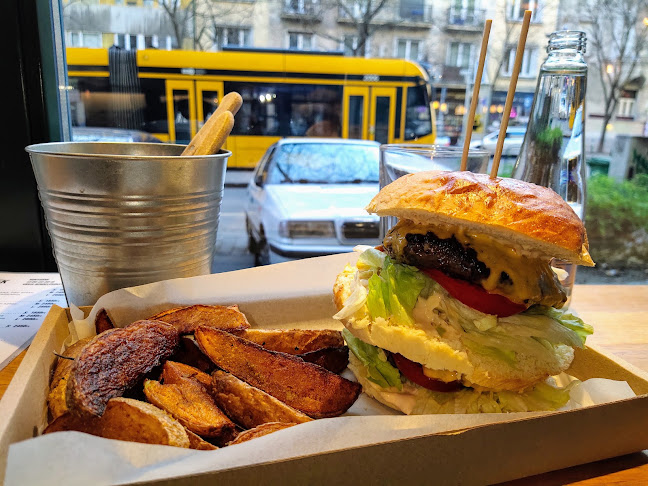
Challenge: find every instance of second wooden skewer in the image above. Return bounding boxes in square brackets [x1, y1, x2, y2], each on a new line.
[460, 19, 492, 172]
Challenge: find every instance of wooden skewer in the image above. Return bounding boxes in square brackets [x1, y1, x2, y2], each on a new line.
[490, 10, 532, 179]
[182, 91, 243, 156]
[461, 19, 492, 172]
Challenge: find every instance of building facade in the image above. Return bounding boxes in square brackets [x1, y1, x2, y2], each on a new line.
[62, 0, 648, 152]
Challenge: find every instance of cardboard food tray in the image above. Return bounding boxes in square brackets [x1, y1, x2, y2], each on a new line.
[1, 253, 648, 485]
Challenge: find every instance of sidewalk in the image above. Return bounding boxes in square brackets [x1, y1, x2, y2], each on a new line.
[225, 169, 253, 188]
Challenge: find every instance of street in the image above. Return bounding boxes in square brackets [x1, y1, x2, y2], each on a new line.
[211, 183, 256, 274]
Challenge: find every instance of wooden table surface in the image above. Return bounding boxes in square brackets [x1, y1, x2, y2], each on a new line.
[1, 285, 647, 484]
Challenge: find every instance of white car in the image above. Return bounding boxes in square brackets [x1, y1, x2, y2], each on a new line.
[245, 138, 381, 265]
[470, 125, 527, 156]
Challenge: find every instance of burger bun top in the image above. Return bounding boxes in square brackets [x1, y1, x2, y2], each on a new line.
[366, 171, 594, 266]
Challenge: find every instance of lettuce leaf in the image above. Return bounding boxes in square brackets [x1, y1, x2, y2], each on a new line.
[524, 306, 594, 345]
[343, 328, 402, 390]
[366, 256, 427, 327]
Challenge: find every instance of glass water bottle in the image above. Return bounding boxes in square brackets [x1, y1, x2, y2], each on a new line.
[511, 31, 588, 308]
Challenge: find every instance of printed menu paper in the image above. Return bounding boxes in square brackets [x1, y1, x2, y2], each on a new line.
[0, 273, 67, 370]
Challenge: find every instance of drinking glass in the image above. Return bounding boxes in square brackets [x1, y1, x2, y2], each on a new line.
[378, 144, 490, 238]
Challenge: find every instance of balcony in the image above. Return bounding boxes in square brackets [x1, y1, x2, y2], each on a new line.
[445, 7, 486, 31]
[337, 5, 433, 28]
[281, 1, 322, 22]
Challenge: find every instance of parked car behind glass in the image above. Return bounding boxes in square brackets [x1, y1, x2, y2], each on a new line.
[245, 138, 381, 265]
[470, 125, 527, 156]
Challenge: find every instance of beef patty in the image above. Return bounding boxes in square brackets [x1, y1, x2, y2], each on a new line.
[384, 231, 492, 286]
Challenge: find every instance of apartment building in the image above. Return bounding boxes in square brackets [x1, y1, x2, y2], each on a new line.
[62, 0, 647, 149]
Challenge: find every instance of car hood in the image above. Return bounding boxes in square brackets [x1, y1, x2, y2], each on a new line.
[265, 184, 379, 219]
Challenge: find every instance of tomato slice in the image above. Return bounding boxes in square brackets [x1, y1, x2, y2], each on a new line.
[391, 353, 462, 392]
[422, 268, 527, 317]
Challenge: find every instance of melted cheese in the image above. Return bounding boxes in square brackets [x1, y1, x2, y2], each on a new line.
[384, 220, 566, 307]
[422, 367, 461, 383]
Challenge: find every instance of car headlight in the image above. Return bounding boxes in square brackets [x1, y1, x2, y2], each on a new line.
[278, 221, 336, 238]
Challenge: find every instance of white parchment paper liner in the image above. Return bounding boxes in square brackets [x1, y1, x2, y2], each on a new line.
[5, 253, 636, 485]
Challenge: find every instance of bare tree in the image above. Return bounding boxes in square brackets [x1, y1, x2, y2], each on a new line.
[581, 0, 648, 153]
[160, 0, 196, 49]
[299, 0, 397, 56]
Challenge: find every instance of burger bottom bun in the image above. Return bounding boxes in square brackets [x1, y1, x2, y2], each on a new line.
[334, 264, 574, 392]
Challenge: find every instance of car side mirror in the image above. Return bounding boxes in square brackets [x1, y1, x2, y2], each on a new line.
[254, 173, 265, 188]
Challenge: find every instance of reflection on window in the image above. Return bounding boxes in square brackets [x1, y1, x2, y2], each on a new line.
[405, 84, 432, 140]
[68, 75, 166, 137]
[447, 42, 473, 69]
[226, 82, 342, 137]
[266, 143, 379, 184]
[288, 32, 313, 50]
[501, 46, 539, 78]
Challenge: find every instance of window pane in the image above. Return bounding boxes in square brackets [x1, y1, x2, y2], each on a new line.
[348, 95, 364, 139]
[405, 85, 432, 140]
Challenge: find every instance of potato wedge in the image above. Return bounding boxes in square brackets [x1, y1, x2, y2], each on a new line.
[168, 336, 214, 373]
[210, 370, 311, 429]
[143, 379, 238, 446]
[94, 308, 115, 334]
[161, 360, 213, 390]
[44, 397, 190, 448]
[298, 346, 349, 374]
[148, 304, 250, 334]
[229, 329, 343, 355]
[48, 337, 93, 420]
[195, 327, 361, 418]
[67, 320, 179, 417]
[185, 428, 218, 450]
[228, 422, 296, 446]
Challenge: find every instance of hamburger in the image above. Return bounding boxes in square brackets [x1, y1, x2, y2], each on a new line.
[333, 171, 594, 414]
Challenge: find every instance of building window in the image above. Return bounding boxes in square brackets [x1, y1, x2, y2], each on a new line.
[501, 46, 539, 78]
[213, 26, 252, 49]
[285, 0, 319, 15]
[397, 39, 421, 61]
[447, 42, 474, 69]
[288, 32, 313, 51]
[342, 35, 358, 56]
[143, 0, 155, 5]
[507, 0, 542, 22]
[67, 31, 102, 48]
[617, 91, 636, 118]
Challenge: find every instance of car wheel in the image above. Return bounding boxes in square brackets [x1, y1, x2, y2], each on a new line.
[246, 217, 258, 253]
[255, 237, 270, 266]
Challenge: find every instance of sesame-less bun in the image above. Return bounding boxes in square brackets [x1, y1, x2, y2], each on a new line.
[334, 264, 574, 392]
[365, 171, 594, 266]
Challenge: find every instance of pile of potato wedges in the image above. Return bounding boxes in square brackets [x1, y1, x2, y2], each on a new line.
[45, 304, 361, 449]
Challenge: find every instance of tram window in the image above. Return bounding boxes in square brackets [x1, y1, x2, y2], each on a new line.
[225, 82, 342, 137]
[139, 78, 167, 134]
[290, 85, 342, 137]
[404, 84, 432, 140]
[68, 77, 112, 127]
[395, 87, 403, 139]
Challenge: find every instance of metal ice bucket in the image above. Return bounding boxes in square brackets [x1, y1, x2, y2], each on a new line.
[25, 142, 229, 306]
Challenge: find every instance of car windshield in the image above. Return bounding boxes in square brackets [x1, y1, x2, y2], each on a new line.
[266, 143, 379, 184]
